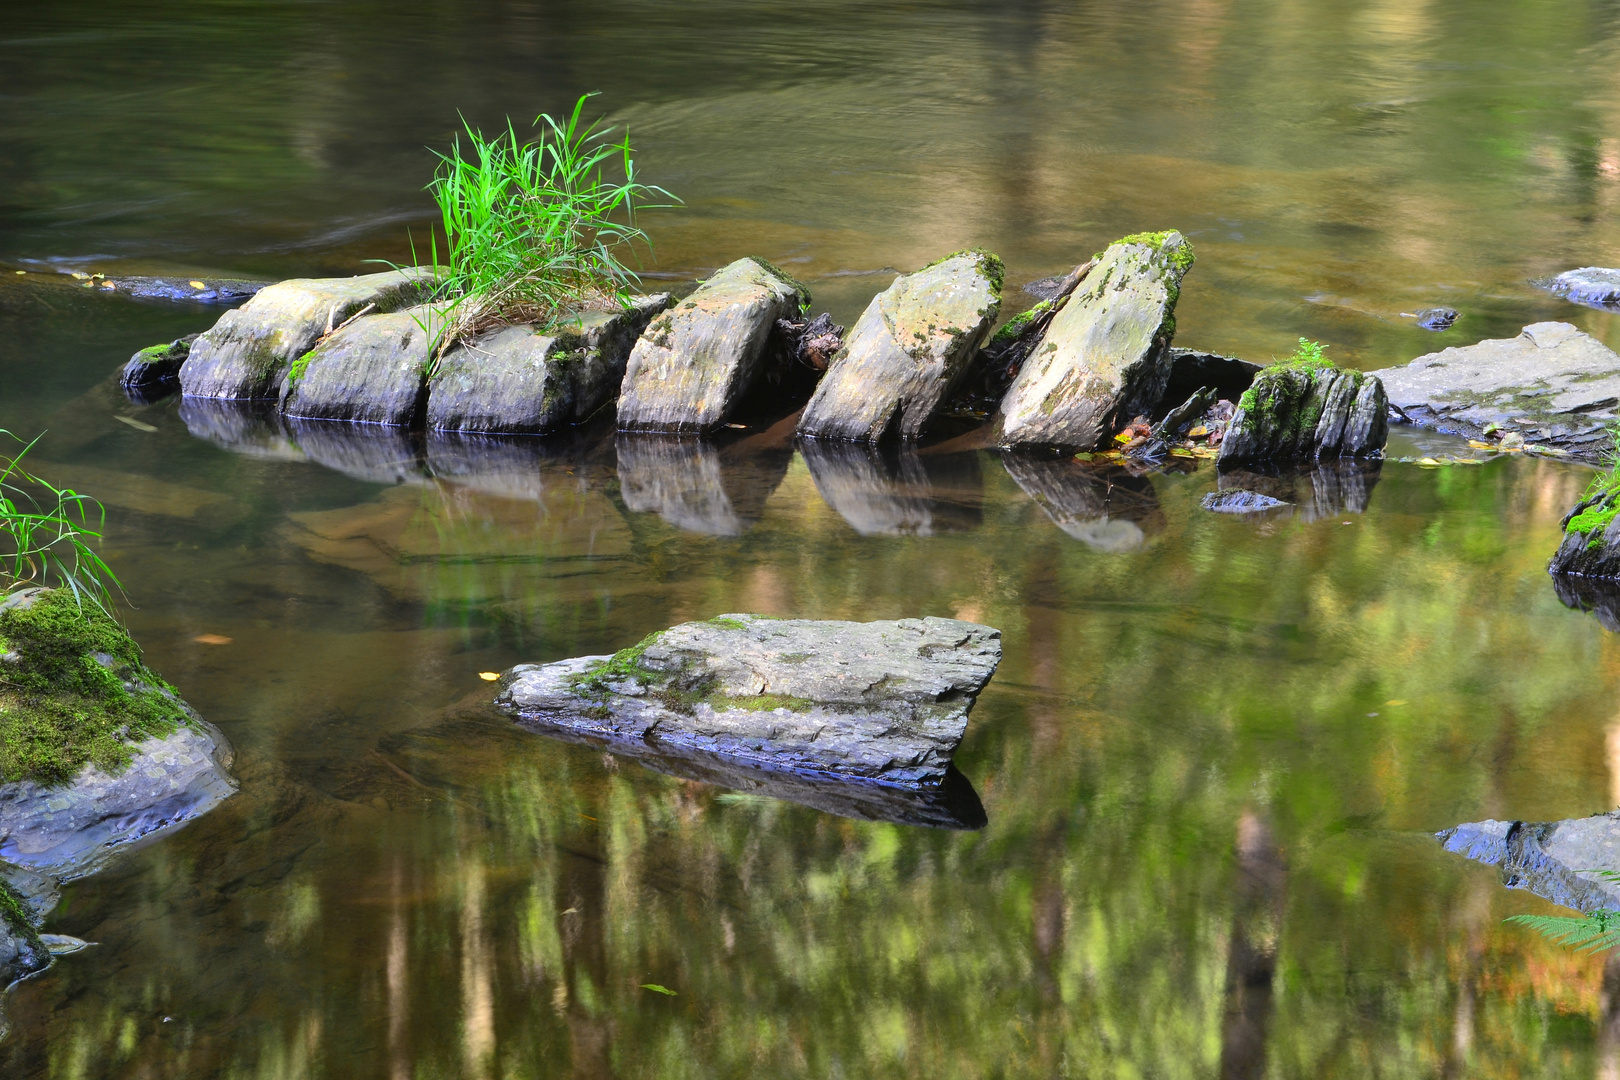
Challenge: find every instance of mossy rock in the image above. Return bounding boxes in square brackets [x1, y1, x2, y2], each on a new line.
[0, 589, 191, 786]
[1217, 359, 1387, 465]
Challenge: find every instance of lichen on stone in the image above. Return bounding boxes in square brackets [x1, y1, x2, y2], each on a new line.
[921, 249, 1005, 296]
[0, 591, 191, 785]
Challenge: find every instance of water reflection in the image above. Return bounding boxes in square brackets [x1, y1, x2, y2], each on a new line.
[286, 419, 424, 486]
[1215, 460, 1385, 522]
[1552, 574, 1620, 634]
[178, 398, 305, 463]
[801, 440, 983, 536]
[1001, 452, 1164, 551]
[615, 433, 792, 536]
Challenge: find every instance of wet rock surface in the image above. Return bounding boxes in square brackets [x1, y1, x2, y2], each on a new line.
[427, 295, 669, 434]
[1217, 363, 1387, 465]
[1000, 232, 1194, 450]
[1404, 307, 1460, 331]
[618, 259, 808, 433]
[1541, 267, 1620, 309]
[1371, 322, 1620, 459]
[120, 334, 199, 394]
[281, 308, 438, 425]
[799, 251, 1002, 443]
[179, 268, 434, 401]
[1549, 485, 1620, 581]
[497, 613, 1002, 786]
[1439, 811, 1620, 913]
[100, 275, 266, 304]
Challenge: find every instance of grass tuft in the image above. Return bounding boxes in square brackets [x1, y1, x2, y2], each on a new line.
[405, 94, 678, 370]
[1, 430, 120, 612]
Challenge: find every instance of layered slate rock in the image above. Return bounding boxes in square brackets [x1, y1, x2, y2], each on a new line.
[1439, 811, 1620, 913]
[497, 614, 1002, 786]
[121, 334, 198, 394]
[618, 259, 810, 433]
[1541, 267, 1620, 309]
[180, 268, 434, 401]
[1370, 322, 1620, 459]
[427, 295, 670, 434]
[799, 251, 1002, 443]
[999, 232, 1194, 450]
[1216, 361, 1387, 465]
[281, 308, 440, 425]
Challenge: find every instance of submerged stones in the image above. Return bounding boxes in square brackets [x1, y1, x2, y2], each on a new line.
[179, 268, 435, 401]
[1541, 267, 1620, 309]
[1372, 322, 1620, 459]
[799, 250, 1002, 443]
[1216, 361, 1387, 465]
[618, 258, 809, 434]
[428, 295, 670, 434]
[999, 232, 1194, 450]
[497, 613, 1002, 786]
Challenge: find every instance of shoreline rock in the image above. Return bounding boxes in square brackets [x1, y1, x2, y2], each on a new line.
[280, 308, 439, 426]
[497, 613, 1002, 787]
[1540, 267, 1620, 309]
[1439, 811, 1620, 913]
[999, 231, 1194, 450]
[1371, 322, 1620, 459]
[120, 335, 199, 394]
[799, 250, 1003, 443]
[618, 259, 809, 434]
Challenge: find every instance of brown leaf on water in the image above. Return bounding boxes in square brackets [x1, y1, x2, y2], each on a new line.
[193, 634, 233, 645]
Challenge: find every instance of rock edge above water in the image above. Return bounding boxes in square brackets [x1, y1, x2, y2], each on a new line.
[1438, 810, 1620, 913]
[496, 613, 1002, 787]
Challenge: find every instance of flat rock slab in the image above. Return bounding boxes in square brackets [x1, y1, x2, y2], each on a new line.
[1000, 232, 1193, 449]
[281, 308, 438, 425]
[618, 259, 808, 433]
[1541, 267, 1620, 309]
[0, 721, 237, 881]
[1370, 322, 1620, 458]
[799, 251, 1002, 442]
[1217, 363, 1387, 465]
[497, 614, 1002, 786]
[427, 295, 669, 434]
[180, 268, 434, 401]
[1439, 811, 1620, 913]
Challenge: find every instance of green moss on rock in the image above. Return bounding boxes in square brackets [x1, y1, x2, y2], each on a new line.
[0, 591, 191, 785]
[0, 877, 44, 957]
[1111, 231, 1196, 277]
[922, 249, 1005, 296]
[747, 257, 813, 312]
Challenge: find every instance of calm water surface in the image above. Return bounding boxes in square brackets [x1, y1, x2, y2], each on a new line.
[3, 2, 1620, 1077]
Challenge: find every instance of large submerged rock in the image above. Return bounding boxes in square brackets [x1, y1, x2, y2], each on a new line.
[798, 251, 1002, 443]
[1439, 810, 1620, 913]
[426, 295, 670, 434]
[1216, 361, 1387, 465]
[617, 259, 810, 433]
[497, 614, 1002, 786]
[1370, 322, 1620, 459]
[179, 268, 434, 401]
[999, 232, 1194, 450]
[280, 308, 439, 425]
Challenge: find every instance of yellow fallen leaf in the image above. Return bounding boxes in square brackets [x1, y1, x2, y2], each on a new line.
[1170, 448, 1195, 458]
[114, 415, 157, 433]
[71, 271, 90, 280]
[478, 671, 501, 681]
[190, 280, 207, 290]
[13, 270, 24, 275]
[193, 634, 233, 645]
[1468, 440, 1496, 450]
[1416, 457, 1443, 467]
[1187, 425, 1209, 438]
[1072, 452, 1094, 461]
[1385, 699, 1407, 706]
[1113, 432, 1133, 444]
[1191, 447, 1219, 458]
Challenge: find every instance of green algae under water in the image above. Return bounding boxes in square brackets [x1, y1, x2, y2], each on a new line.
[2, 1, 1620, 1077]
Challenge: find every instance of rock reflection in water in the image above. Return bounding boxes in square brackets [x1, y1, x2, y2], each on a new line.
[1000, 452, 1163, 551]
[427, 428, 615, 503]
[1215, 459, 1383, 522]
[178, 398, 306, 463]
[284, 419, 424, 486]
[800, 440, 982, 536]
[616, 434, 792, 536]
[1551, 574, 1620, 634]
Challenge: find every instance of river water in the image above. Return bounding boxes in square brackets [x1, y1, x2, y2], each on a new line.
[2, 2, 1620, 1076]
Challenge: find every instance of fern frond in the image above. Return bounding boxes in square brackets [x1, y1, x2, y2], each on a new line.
[1506, 912, 1620, 953]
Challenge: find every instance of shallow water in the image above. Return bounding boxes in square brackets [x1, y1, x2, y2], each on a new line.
[4, 2, 1620, 1076]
